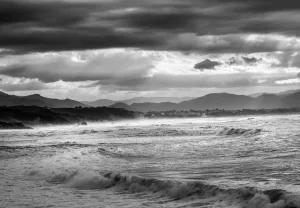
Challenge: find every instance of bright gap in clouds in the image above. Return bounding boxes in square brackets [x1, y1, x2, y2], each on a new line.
[0, 47, 299, 100]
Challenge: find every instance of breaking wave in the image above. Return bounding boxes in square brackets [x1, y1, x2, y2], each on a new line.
[218, 127, 262, 136]
[28, 169, 300, 208]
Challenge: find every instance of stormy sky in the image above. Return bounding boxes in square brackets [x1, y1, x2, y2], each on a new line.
[0, 0, 299, 100]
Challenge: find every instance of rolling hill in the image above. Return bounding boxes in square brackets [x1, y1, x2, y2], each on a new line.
[0, 91, 88, 108]
[178, 93, 253, 111]
[110, 102, 137, 112]
[282, 91, 300, 108]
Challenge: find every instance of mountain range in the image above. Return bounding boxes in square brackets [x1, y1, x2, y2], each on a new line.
[110, 92, 300, 112]
[82, 99, 116, 107]
[121, 96, 195, 105]
[0, 89, 299, 112]
[81, 96, 194, 107]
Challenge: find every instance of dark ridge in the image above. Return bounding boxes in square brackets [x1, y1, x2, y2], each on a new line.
[0, 91, 88, 108]
[0, 106, 143, 125]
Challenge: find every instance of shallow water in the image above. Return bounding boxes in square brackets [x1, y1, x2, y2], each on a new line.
[1, 115, 300, 208]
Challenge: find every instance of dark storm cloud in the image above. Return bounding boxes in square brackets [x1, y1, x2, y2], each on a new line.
[0, 0, 90, 26]
[1, 0, 300, 54]
[226, 56, 263, 66]
[0, 51, 154, 83]
[0, 0, 165, 53]
[297, 72, 300, 78]
[242, 57, 262, 64]
[194, 59, 221, 70]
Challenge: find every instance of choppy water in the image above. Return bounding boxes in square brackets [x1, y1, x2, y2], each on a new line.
[1, 115, 300, 208]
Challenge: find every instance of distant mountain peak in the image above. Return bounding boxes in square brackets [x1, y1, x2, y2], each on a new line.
[26, 94, 42, 98]
[203, 92, 238, 97]
[121, 96, 195, 105]
[110, 102, 136, 111]
[82, 99, 116, 107]
[199, 92, 245, 99]
[111, 102, 130, 107]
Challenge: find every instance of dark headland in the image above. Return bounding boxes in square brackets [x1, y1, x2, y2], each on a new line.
[0, 106, 142, 129]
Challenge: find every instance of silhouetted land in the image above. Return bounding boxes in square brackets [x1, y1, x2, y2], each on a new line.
[0, 105, 299, 129]
[2, 90, 300, 111]
[0, 106, 142, 128]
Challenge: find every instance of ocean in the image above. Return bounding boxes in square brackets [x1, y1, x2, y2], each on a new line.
[1, 114, 300, 208]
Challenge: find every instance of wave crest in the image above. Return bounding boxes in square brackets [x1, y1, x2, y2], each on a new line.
[218, 127, 262, 136]
[28, 169, 299, 208]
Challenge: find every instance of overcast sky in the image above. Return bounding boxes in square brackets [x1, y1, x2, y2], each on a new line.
[0, 0, 299, 100]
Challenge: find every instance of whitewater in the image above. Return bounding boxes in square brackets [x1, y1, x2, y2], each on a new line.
[1, 115, 300, 208]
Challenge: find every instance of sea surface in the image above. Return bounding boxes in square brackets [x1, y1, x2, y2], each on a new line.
[1, 115, 300, 208]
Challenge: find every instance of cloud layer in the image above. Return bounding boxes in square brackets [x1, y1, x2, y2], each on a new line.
[0, 0, 299, 99]
[1, 0, 300, 54]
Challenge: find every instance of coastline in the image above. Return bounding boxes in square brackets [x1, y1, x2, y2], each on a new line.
[0, 105, 299, 129]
